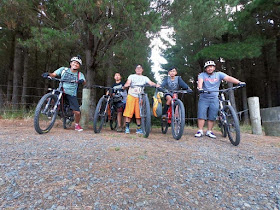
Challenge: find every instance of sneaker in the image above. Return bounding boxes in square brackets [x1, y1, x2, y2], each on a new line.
[136, 128, 143, 134]
[116, 127, 123, 132]
[194, 130, 203, 138]
[125, 127, 130, 134]
[75, 124, 83, 132]
[206, 130, 216, 139]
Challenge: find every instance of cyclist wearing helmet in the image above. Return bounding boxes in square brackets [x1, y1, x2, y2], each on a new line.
[42, 55, 86, 132]
[195, 60, 245, 139]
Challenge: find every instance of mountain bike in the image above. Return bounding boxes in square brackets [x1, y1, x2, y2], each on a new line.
[93, 85, 123, 133]
[160, 89, 192, 140]
[201, 85, 243, 146]
[34, 77, 76, 134]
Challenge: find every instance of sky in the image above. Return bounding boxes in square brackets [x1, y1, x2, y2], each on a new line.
[150, 27, 175, 83]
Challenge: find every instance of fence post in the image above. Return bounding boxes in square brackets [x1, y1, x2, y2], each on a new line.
[80, 88, 91, 129]
[247, 97, 262, 135]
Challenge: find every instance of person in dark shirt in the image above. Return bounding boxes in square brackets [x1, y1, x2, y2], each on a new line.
[160, 67, 192, 118]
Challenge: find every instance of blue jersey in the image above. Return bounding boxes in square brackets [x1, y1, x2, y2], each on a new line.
[198, 71, 227, 99]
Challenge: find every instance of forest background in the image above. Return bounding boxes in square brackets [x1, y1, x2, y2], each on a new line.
[0, 0, 279, 123]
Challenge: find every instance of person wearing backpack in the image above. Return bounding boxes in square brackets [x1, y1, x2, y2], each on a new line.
[160, 67, 192, 118]
[42, 56, 86, 131]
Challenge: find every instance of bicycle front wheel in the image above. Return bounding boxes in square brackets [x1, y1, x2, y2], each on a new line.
[140, 94, 151, 138]
[93, 97, 107, 133]
[224, 105, 240, 146]
[34, 93, 58, 134]
[171, 99, 185, 140]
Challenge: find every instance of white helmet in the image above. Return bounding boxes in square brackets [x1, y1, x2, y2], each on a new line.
[70, 56, 82, 66]
[204, 60, 216, 68]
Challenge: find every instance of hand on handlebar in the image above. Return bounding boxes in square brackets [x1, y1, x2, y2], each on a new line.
[42, 72, 49, 79]
[198, 88, 204, 94]
[77, 79, 84, 84]
[238, 82, 246, 87]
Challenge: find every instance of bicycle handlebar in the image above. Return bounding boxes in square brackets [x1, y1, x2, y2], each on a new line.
[200, 85, 243, 94]
[47, 76, 77, 83]
[157, 87, 193, 94]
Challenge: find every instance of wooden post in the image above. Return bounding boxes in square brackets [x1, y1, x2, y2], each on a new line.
[247, 97, 262, 135]
[80, 88, 91, 129]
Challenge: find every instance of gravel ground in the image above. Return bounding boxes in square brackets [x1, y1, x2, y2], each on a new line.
[0, 119, 280, 209]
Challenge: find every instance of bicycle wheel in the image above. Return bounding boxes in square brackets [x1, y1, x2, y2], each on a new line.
[218, 111, 227, 138]
[110, 109, 118, 130]
[93, 96, 107, 133]
[161, 117, 168, 134]
[140, 94, 151, 138]
[171, 99, 185, 140]
[224, 105, 240, 146]
[34, 93, 58, 134]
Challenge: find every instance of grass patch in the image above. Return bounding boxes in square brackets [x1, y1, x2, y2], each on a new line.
[0, 108, 35, 119]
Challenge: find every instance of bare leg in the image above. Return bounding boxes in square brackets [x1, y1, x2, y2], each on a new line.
[207, 120, 215, 131]
[136, 118, 141, 125]
[73, 111, 81, 124]
[117, 112, 122, 127]
[197, 119, 205, 130]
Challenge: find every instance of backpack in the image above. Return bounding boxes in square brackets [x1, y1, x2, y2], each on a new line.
[61, 67, 81, 80]
[152, 89, 162, 117]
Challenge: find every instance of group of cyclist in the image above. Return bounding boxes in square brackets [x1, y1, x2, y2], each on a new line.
[42, 56, 246, 138]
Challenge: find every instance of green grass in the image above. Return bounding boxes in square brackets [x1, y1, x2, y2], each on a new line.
[0, 108, 35, 119]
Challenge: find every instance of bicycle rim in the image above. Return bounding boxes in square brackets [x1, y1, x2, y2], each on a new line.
[171, 100, 185, 140]
[34, 93, 58, 134]
[224, 105, 240, 146]
[93, 97, 107, 133]
[110, 111, 118, 130]
[140, 94, 151, 138]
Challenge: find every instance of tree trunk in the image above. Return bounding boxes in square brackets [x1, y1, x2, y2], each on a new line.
[226, 61, 237, 111]
[276, 34, 280, 106]
[239, 60, 249, 124]
[12, 34, 24, 109]
[21, 49, 29, 109]
[7, 35, 15, 102]
[262, 45, 272, 107]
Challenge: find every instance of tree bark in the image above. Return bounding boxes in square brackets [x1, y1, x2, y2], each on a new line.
[226, 61, 237, 112]
[7, 35, 15, 102]
[240, 60, 249, 124]
[12, 33, 24, 109]
[21, 49, 29, 109]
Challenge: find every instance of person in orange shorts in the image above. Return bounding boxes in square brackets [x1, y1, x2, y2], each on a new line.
[123, 64, 159, 134]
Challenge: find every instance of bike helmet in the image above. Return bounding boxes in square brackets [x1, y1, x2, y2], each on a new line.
[204, 61, 216, 68]
[70, 56, 82, 66]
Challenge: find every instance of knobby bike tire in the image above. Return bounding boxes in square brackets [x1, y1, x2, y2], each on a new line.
[224, 105, 241, 146]
[218, 111, 227, 138]
[63, 113, 74, 129]
[34, 93, 58, 134]
[161, 117, 169, 134]
[140, 94, 151, 138]
[93, 97, 107, 133]
[110, 110, 118, 130]
[171, 99, 185, 140]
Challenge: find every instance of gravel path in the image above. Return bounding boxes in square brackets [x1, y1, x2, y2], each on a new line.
[0, 119, 280, 209]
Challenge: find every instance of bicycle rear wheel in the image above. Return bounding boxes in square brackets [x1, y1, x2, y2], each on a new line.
[161, 117, 168, 134]
[218, 111, 227, 138]
[110, 109, 118, 130]
[34, 93, 58, 134]
[224, 105, 240, 146]
[171, 100, 185, 140]
[140, 94, 151, 138]
[93, 96, 107, 133]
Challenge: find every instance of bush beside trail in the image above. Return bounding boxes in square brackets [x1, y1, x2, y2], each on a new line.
[0, 119, 279, 209]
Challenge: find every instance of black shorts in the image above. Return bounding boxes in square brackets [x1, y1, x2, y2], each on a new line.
[65, 94, 80, 112]
[114, 102, 126, 113]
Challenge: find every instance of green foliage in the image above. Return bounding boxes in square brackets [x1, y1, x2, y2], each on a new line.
[195, 36, 273, 60]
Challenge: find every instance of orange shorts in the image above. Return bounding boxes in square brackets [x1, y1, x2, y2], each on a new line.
[123, 95, 140, 119]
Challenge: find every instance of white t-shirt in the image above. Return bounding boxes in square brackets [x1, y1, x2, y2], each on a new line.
[127, 74, 151, 97]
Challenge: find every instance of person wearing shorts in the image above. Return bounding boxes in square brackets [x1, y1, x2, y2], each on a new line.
[111, 73, 127, 132]
[195, 60, 245, 139]
[42, 56, 86, 132]
[123, 64, 159, 134]
[160, 67, 192, 118]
